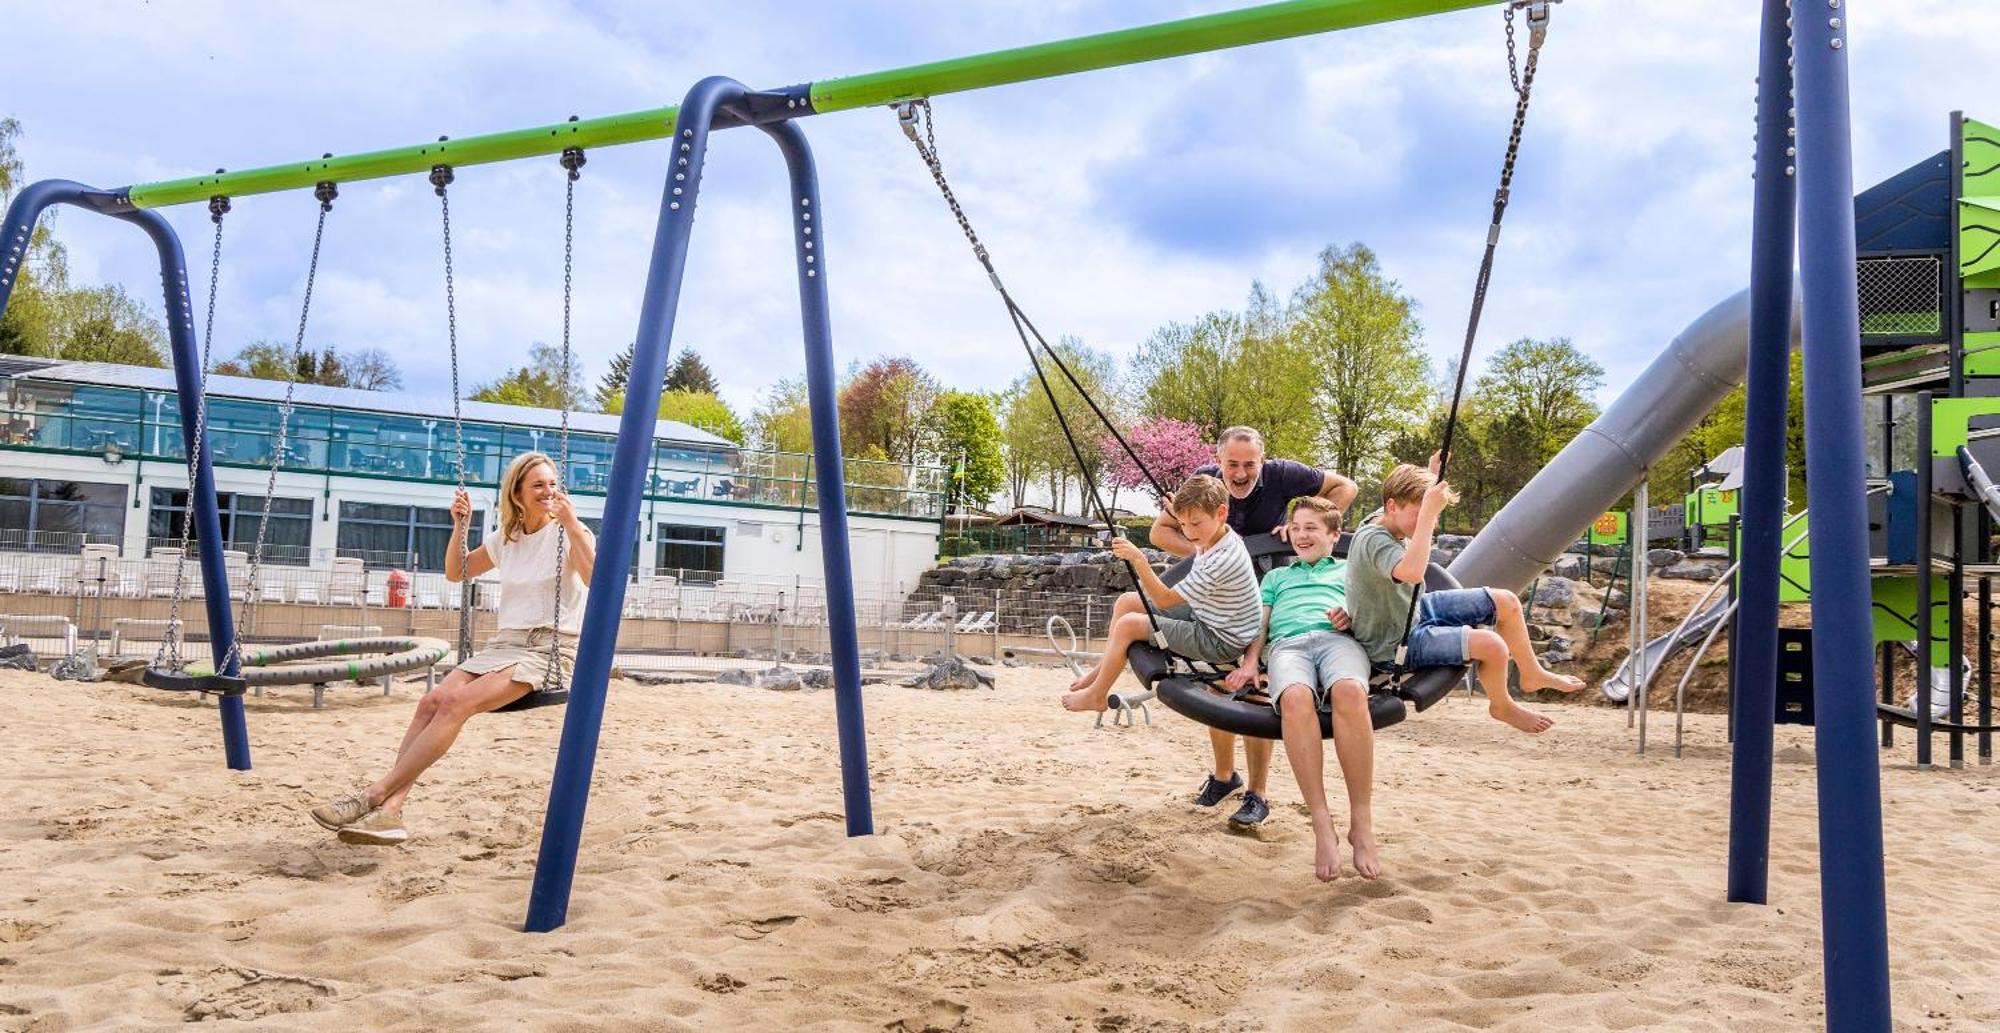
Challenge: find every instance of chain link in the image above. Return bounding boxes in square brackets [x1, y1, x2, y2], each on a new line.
[428, 165, 479, 661]
[897, 99, 995, 276]
[157, 197, 231, 673]
[229, 183, 335, 671]
[544, 147, 586, 690]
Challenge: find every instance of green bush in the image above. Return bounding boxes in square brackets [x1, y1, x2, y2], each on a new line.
[939, 535, 979, 558]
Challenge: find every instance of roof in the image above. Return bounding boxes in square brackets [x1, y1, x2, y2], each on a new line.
[990, 508, 1108, 529]
[1854, 150, 1950, 253]
[15, 360, 735, 448]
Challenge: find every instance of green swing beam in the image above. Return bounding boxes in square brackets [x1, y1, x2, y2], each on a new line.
[124, 0, 1494, 209]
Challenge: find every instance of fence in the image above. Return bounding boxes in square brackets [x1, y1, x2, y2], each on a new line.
[0, 550, 1114, 676]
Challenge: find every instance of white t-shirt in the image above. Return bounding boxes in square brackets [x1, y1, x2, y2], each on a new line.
[480, 520, 592, 634]
[1174, 528, 1264, 649]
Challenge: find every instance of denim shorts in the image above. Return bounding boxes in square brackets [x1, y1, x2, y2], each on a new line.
[1264, 630, 1372, 713]
[1404, 587, 1498, 668]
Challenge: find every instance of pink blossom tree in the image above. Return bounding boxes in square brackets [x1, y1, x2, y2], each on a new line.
[1101, 418, 1213, 504]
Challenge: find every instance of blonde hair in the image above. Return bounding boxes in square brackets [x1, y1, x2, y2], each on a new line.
[1171, 474, 1230, 517]
[497, 451, 560, 542]
[1287, 494, 1343, 533]
[1381, 463, 1459, 508]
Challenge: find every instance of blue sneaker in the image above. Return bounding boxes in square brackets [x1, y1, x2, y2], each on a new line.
[1227, 791, 1270, 828]
[1193, 772, 1243, 807]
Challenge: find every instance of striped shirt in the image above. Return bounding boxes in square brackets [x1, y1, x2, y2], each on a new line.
[1176, 528, 1264, 649]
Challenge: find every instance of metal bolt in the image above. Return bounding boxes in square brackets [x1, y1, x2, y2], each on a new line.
[670, 202, 681, 210]
[1786, 165, 1796, 176]
[1829, 0, 1839, 7]
[681, 143, 690, 153]
[1829, 17, 1840, 28]
[803, 213, 811, 221]
[807, 269, 817, 278]
[1788, 127, 1797, 137]
[1787, 146, 1797, 156]
[805, 241, 813, 250]
[806, 255, 815, 264]
[804, 227, 812, 236]
[683, 129, 693, 138]
[800, 198, 810, 207]
[1831, 38, 1842, 48]
[672, 187, 682, 196]
[678, 158, 688, 167]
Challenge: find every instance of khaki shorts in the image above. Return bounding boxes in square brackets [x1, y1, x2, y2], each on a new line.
[1153, 604, 1247, 666]
[1264, 630, 1371, 714]
[456, 627, 578, 689]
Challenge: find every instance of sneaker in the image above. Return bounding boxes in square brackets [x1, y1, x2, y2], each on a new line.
[1193, 772, 1243, 808]
[336, 808, 409, 846]
[309, 791, 373, 832]
[1227, 791, 1271, 829]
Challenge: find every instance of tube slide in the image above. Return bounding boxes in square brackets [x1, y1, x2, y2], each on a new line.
[1452, 288, 1803, 593]
[1600, 598, 1731, 704]
[1957, 446, 2000, 524]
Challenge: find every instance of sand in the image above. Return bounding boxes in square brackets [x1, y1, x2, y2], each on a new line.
[1, 664, 1996, 1032]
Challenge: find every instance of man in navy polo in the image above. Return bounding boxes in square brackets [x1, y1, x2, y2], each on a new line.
[1150, 426, 1356, 828]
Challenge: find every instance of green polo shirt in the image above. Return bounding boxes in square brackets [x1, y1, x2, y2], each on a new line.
[1259, 555, 1348, 643]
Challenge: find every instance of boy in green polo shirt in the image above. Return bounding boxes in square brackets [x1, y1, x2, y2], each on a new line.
[1221, 495, 1379, 882]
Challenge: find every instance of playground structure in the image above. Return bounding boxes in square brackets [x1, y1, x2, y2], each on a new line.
[0, 0, 1916, 1025]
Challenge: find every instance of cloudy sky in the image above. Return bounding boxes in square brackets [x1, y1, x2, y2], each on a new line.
[6, 1, 1993, 424]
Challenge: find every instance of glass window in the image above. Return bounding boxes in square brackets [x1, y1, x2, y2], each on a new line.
[0, 478, 129, 553]
[337, 502, 482, 572]
[148, 489, 312, 565]
[656, 523, 724, 582]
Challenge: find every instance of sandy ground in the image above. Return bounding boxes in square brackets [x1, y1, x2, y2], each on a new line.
[1, 664, 1996, 1032]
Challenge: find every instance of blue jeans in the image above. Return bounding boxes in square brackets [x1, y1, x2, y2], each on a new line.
[1404, 588, 1498, 668]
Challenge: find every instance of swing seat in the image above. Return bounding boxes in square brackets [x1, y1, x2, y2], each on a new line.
[1135, 531, 1469, 740]
[142, 667, 248, 697]
[495, 687, 568, 713]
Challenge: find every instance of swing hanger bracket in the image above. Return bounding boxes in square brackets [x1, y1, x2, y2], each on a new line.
[429, 163, 454, 196]
[312, 180, 337, 210]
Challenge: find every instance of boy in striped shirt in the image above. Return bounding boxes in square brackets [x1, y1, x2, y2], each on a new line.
[1062, 475, 1263, 713]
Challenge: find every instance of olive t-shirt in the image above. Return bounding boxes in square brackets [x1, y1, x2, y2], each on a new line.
[1346, 517, 1418, 663]
[1192, 458, 1327, 537]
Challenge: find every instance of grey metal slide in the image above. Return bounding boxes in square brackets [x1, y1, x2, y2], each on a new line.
[1600, 598, 1732, 704]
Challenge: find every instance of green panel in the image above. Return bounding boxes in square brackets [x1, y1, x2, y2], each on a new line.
[1929, 396, 2000, 456]
[1777, 511, 1811, 603]
[1583, 510, 1627, 547]
[127, 0, 1494, 208]
[1869, 574, 1950, 666]
[809, 0, 1492, 112]
[1964, 332, 2000, 377]
[1965, 117, 2000, 288]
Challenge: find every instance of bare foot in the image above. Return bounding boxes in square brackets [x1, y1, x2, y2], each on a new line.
[1490, 700, 1554, 734]
[1313, 824, 1342, 882]
[1065, 671, 1093, 693]
[1520, 669, 1586, 694]
[1061, 685, 1110, 712]
[1347, 825, 1381, 880]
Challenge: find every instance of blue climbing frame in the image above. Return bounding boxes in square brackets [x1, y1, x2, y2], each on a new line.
[1729, 1, 1894, 1030]
[522, 77, 873, 933]
[0, 182, 251, 772]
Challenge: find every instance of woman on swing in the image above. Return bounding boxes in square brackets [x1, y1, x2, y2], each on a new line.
[308, 451, 596, 845]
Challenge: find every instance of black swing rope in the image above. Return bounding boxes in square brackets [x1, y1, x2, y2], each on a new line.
[1391, 0, 1552, 668]
[897, 98, 1170, 644]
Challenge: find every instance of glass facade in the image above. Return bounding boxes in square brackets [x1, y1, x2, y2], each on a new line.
[0, 478, 127, 552]
[656, 523, 725, 582]
[0, 377, 946, 519]
[147, 489, 313, 565]
[338, 501, 485, 572]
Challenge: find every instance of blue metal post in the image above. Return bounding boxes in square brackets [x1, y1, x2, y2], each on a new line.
[1726, 0, 1796, 906]
[525, 77, 871, 933]
[1793, 5, 1894, 1029]
[0, 181, 249, 770]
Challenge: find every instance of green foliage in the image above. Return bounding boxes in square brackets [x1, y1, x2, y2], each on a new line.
[939, 535, 979, 558]
[749, 376, 815, 454]
[932, 390, 1006, 509]
[1291, 243, 1431, 477]
[212, 341, 297, 381]
[212, 341, 400, 388]
[1129, 283, 1318, 461]
[52, 285, 167, 366]
[1652, 350, 1807, 507]
[595, 342, 634, 412]
[616, 388, 746, 445]
[471, 342, 585, 411]
[1001, 337, 1119, 513]
[1471, 337, 1604, 460]
[664, 349, 719, 394]
[838, 356, 940, 466]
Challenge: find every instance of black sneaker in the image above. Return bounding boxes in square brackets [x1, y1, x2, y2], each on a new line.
[1227, 792, 1270, 828]
[1193, 772, 1243, 808]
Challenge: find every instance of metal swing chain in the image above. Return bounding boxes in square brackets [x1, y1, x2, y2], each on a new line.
[432, 164, 478, 662]
[543, 146, 585, 691]
[1393, 0, 1551, 666]
[230, 181, 336, 672]
[157, 196, 231, 673]
[896, 98, 1167, 645]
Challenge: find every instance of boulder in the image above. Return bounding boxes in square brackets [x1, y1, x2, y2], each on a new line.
[0, 644, 39, 672]
[900, 656, 995, 690]
[1646, 548, 1686, 569]
[1530, 576, 1577, 608]
[717, 665, 806, 691]
[1551, 553, 1590, 579]
[1661, 561, 1721, 582]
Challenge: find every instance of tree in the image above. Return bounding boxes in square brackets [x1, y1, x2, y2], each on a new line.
[346, 347, 403, 391]
[1102, 418, 1212, 498]
[1471, 337, 1604, 461]
[838, 356, 940, 467]
[749, 376, 815, 454]
[1290, 243, 1431, 478]
[664, 349, 719, 395]
[0, 117, 73, 359]
[1000, 385, 1043, 510]
[932, 390, 1006, 510]
[1003, 338, 1118, 514]
[51, 285, 166, 366]
[595, 342, 634, 412]
[1132, 316, 1231, 438]
[213, 341, 296, 381]
[1126, 287, 1319, 464]
[470, 341, 585, 410]
[302, 346, 349, 387]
